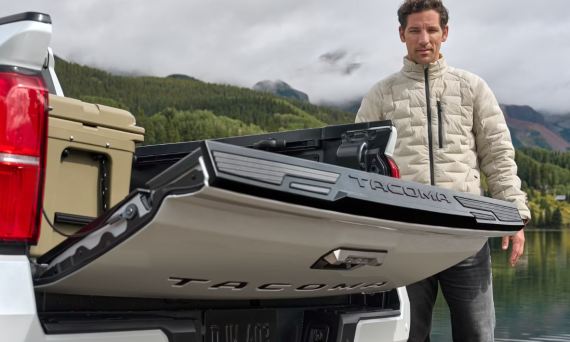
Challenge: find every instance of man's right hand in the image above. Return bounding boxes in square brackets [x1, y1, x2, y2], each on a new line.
[502, 229, 525, 267]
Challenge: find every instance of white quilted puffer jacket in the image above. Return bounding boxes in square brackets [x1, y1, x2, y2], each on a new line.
[356, 55, 530, 220]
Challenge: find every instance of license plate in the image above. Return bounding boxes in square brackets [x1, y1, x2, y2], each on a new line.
[205, 308, 301, 342]
[204, 307, 399, 342]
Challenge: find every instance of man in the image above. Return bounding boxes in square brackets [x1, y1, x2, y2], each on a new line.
[355, 0, 530, 341]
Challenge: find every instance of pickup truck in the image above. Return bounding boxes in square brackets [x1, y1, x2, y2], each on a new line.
[0, 12, 524, 342]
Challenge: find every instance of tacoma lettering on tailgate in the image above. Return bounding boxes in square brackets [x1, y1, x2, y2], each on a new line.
[349, 175, 451, 203]
[168, 278, 387, 292]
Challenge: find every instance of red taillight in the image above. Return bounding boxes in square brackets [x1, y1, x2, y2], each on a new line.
[0, 68, 48, 244]
[387, 156, 401, 179]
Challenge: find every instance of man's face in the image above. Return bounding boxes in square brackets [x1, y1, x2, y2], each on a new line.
[399, 9, 449, 65]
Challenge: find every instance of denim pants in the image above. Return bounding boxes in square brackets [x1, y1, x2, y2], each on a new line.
[406, 241, 495, 342]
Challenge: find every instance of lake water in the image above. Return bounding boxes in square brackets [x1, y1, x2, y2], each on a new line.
[430, 229, 570, 341]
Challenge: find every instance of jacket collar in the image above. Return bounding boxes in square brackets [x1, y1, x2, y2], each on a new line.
[401, 54, 448, 82]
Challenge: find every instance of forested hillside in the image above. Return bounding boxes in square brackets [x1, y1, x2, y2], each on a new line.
[54, 56, 355, 145]
[511, 148, 570, 228]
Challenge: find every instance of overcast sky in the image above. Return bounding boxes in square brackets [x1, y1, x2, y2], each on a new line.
[5, 0, 570, 112]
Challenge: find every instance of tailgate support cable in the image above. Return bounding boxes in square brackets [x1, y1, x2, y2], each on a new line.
[42, 208, 100, 238]
[41, 203, 139, 239]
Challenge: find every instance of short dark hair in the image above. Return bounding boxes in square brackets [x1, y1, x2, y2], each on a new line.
[397, 0, 449, 31]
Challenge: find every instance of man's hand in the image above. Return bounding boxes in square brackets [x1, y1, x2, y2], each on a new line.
[502, 228, 525, 267]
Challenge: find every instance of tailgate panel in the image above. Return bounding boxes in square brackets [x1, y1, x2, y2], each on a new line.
[35, 141, 522, 299]
[36, 186, 500, 299]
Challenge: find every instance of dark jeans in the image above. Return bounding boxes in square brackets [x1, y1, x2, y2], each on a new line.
[406, 241, 495, 342]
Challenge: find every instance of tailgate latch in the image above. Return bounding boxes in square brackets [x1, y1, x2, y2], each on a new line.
[311, 248, 387, 271]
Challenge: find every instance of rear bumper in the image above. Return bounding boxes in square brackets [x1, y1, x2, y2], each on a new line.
[1, 255, 409, 342]
[355, 287, 410, 342]
[0, 255, 169, 342]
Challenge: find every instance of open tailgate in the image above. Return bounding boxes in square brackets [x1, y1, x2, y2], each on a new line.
[34, 141, 523, 299]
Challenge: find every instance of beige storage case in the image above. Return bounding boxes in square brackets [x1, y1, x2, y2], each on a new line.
[31, 95, 144, 257]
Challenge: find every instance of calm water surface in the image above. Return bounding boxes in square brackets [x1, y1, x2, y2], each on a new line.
[430, 229, 570, 341]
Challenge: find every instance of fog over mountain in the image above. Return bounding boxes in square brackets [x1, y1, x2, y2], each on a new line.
[5, 0, 570, 112]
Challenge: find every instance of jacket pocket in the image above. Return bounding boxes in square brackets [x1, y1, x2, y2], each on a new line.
[437, 101, 443, 148]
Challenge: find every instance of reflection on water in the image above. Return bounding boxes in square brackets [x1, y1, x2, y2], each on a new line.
[430, 230, 570, 341]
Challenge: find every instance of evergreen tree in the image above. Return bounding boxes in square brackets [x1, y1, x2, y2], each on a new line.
[545, 206, 553, 227]
[533, 164, 542, 188]
[134, 107, 146, 127]
[551, 208, 563, 229]
[528, 207, 536, 227]
[527, 188, 533, 202]
[537, 211, 544, 228]
[521, 181, 529, 192]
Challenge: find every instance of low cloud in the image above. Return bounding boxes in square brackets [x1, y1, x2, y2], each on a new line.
[4, 0, 570, 112]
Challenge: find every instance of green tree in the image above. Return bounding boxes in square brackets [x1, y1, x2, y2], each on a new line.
[540, 198, 549, 210]
[551, 208, 563, 229]
[521, 181, 529, 192]
[545, 206, 553, 227]
[528, 207, 536, 227]
[527, 188, 534, 202]
[134, 107, 146, 127]
[537, 211, 545, 228]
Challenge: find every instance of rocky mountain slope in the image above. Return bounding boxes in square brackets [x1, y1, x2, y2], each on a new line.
[500, 105, 570, 152]
[252, 80, 310, 103]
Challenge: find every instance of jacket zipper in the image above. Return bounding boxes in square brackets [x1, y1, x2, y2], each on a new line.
[437, 100, 443, 149]
[424, 67, 435, 186]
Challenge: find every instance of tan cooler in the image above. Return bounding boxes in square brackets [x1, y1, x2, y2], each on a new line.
[31, 95, 145, 257]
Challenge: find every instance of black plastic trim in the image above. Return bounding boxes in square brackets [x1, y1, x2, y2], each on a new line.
[35, 291, 384, 312]
[0, 12, 51, 26]
[54, 213, 95, 227]
[457, 196, 521, 222]
[0, 64, 44, 76]
[0, 244, 27, 255]
[36, 189, 152, 265]
[40, 313, 200, 342]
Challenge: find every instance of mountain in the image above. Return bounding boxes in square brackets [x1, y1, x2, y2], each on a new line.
[501, 105, 570, 152]
[320, 98, 362, 114]
[252, 80, 310, 103]
[544, 113, 570, 146]
[53, 57, 355, 145]
[166, 74, 202, 82]
[501, 105, 547, 125]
